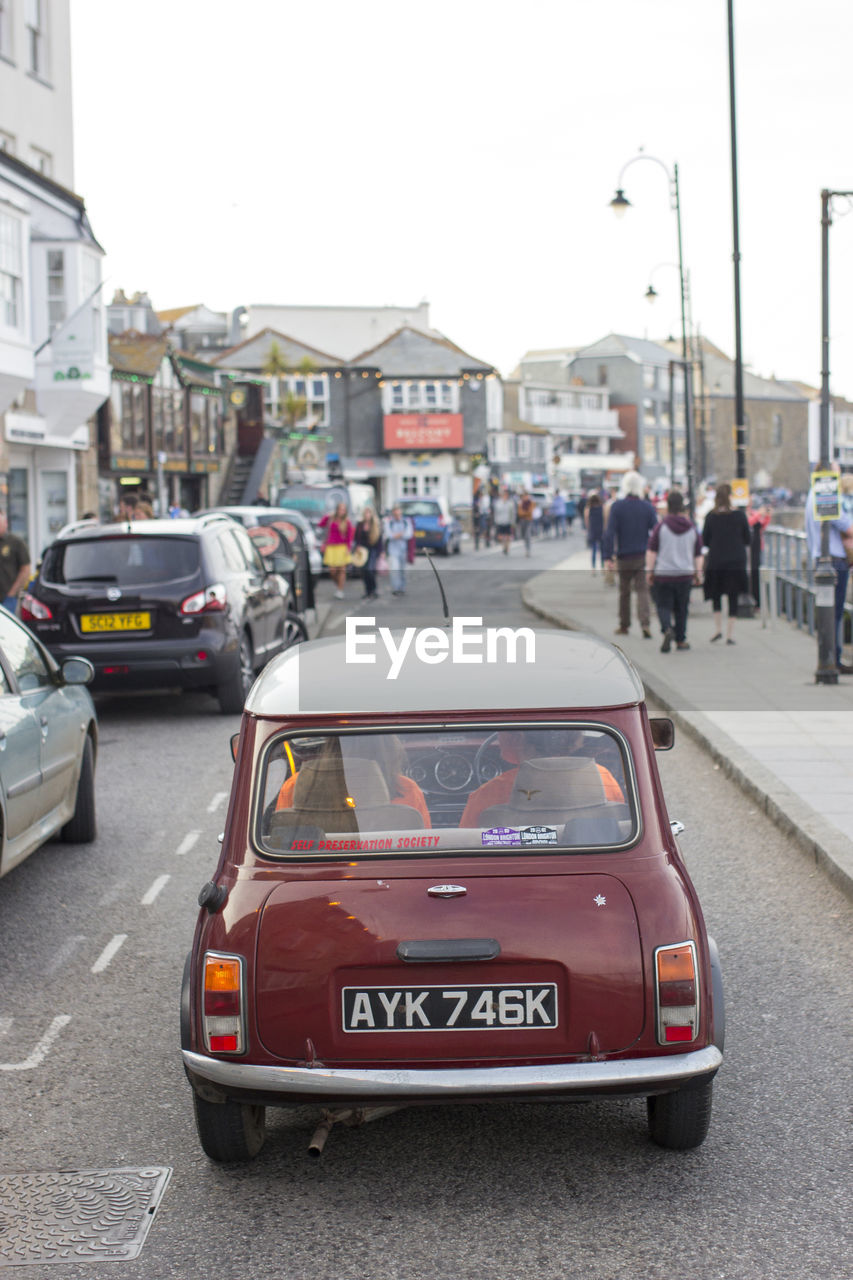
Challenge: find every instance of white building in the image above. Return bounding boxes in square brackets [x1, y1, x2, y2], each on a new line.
[240, 303, 434, 363]
[0, 0, 74, 187]
[0, 3, 109, 554]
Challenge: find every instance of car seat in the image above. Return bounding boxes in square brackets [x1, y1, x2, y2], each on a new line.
[478, 756, 627, 844]
[268, 757, 424, 841]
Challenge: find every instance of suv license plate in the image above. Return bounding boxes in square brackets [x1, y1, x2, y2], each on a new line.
[80, 612, 151, 632]
[342, 983, 558, 1032]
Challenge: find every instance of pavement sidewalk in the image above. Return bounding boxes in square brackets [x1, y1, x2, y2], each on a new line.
[522, 546, 853, 901]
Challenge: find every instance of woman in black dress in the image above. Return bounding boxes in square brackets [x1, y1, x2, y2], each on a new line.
[702, 483, 751, 645]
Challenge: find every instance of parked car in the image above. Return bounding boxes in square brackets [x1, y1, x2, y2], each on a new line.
[278, 482, 377, 545]
[20, 514, 295, 715]
[0, 607, 97, 878]
[181, 626, 724, 1162]
[195, 506, 314, 635]
[399, 497, 463, 555]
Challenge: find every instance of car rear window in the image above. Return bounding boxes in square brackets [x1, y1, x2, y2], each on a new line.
[401, 501, 441, 517]
[42, 537, 200, 588]
[255, 725, 636, 859]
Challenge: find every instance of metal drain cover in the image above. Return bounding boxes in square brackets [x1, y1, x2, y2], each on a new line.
[0, 1167, 171, 1267]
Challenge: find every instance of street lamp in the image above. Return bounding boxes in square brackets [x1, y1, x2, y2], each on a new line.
[609, 154, 695, 516]
[813, 188, 853, 684]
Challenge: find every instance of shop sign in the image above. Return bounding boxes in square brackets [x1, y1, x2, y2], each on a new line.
[112, 455, 149, 471]
[383, 413, 464, 450]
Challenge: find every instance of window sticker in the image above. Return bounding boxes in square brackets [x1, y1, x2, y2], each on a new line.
[520, 825, 558, 845]
[481, 827, 521, 847]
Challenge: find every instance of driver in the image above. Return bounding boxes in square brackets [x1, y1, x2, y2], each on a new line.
[460, 729, 623, 828]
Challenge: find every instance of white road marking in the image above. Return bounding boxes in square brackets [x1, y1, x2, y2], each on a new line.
[207, 792, 228, 813]
[43, 934, 87, 977]
[91, 934, 127, 973]
[141, 874, 171, 906]
[175, 830, 201, 857]
[0, 1015, 71, 1071]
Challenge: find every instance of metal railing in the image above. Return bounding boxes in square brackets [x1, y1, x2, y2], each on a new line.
[759, 524, 852, 639]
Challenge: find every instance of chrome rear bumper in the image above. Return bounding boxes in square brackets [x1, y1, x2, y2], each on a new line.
[183, 1046, 722, 1101]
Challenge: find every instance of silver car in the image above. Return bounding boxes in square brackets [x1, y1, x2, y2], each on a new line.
[0, 607, 98, 879]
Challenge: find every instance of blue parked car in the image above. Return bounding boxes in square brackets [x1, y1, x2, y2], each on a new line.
[399, 498, 463, 556]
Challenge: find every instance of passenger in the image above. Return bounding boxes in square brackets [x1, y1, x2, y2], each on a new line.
[276, 734, 431, 826]
[460, 729, 623, 828]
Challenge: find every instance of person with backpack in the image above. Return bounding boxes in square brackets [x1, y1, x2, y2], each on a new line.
[646, 491, 704, 651]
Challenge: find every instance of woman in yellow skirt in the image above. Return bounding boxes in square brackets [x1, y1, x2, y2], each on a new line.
[318, 501, 354, 599]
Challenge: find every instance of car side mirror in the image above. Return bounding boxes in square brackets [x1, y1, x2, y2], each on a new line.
[60, 656, 95, 686]
[650, 717, 674, 750]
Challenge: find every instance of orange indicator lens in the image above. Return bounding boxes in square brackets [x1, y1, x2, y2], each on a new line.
[657, 946, 695, 983]
[205, 957, 241, 992]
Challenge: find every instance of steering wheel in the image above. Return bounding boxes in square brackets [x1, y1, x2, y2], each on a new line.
[473, 732, 503, 785]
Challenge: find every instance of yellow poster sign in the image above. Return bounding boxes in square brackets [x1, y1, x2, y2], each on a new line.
[730, 478, 750, 507]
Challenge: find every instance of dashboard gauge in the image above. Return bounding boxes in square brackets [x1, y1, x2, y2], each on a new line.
[434, 753, 474, 791]
[407, 763, 428, 785]
[477, 757, 503, 782]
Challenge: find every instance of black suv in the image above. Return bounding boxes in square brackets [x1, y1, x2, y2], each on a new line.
[20, 514, 296, 714]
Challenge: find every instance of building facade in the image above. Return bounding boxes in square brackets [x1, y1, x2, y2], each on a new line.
[0, 0, 74, 186]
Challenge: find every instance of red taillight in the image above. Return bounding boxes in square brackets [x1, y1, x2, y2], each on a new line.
[655, 942, 699, 1045]
[181, 583, 227, 616]
[19, 592, 52, 622]
[202, 952, 244, 1054]
[437, 515, 446, 527]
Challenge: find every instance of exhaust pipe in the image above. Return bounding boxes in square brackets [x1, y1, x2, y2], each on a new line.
[307, 1106, 403, 1157]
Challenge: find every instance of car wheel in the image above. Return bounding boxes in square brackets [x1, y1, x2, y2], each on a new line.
[452, 537, 461, 554]
[283, 611, 308, 650]
[61, 736, 96, 844]
[193, 1094, 266, 1162]
[647, 1078, 714, 1150]
[439, 540, 450, 556]
[217, 632, 254, 715]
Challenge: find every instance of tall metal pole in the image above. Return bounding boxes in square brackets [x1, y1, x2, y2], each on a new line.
[813, 190, 853, 683]
[727, 0, 746, 480]
[672, 165, 696, 518]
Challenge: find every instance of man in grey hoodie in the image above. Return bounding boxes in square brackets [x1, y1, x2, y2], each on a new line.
[645, 491, 704, 651]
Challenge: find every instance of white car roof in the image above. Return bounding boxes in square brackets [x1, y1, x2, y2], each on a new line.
[245, 627, 644, 718]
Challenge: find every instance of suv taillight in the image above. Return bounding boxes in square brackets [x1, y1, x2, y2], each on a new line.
[19, 592, 52, 622]
[655, 942, 699, 1044]
[437, 515, 446, 527]
[202, 952, 245, 1054]
[181, 583, 227, 615]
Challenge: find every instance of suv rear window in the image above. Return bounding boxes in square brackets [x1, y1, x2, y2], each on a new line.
[42, 537, 201, 588]
[256, 725, 635, 858]
[400, 501, 441, 517]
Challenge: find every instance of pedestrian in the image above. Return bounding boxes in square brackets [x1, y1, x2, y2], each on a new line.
[0, 509, 31, 613]
[353, 506, 383, 600]
[804, 471, 853, 672]
[565, 494, 577, 531]
[585, 492, 604, 572]
[702, 482, 751, 645]
[602, 471, 658, 636]
[646, 491, 704, 651]
[318, 500, 354, 599]
[384, 503, 414, 596]
[516, 491, 535, 556]
[549, 491, 567, 537]
[473, 489, 492, 550]
[118, 492, 138, 520]
[747, 501, 773, 608]
[492, 487, 516, 556]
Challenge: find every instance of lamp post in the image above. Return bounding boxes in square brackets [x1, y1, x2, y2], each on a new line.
[813, 188, 853, 683]
[610, 155, 695, 517]
[727, 0, 747, 483]
[645, 262, 695, 510]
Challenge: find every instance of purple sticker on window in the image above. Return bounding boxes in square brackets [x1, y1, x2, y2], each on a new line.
[481, 826, 521, 847]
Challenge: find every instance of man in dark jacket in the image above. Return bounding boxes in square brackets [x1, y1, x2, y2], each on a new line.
[646, 491, 704, 651]
[602, 472, 658, 636]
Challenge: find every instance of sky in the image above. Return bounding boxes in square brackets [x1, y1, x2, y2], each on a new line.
[69, 0, 853, 392]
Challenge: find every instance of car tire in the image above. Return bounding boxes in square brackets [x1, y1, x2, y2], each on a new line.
[217, 632, 254, 715]
[453, 537, 461, 554]
[193, 1094, 266, 1162]
[61, 736, 96, 844]
[439, 541, 450, 556]
[647, 1078, 714, 1150]
[283, 611, 308, 650]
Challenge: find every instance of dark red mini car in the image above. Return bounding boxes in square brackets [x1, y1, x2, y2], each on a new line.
[181, 626, 724, 1161]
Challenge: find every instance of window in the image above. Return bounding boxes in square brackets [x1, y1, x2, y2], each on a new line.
[152, 360, 185, 454]
[422, 474, 441, 496]
[391, 383, 403, 409]
[255, 725, 634, 859]
[29, 146, 52, 177]
[401, 475, 419, 497]
[47, 249, 65, 329]
[643, 366, 658, 390]
[425, 383, 437, 406]
[0, 211, 22, 329]
[120, 382, 146, 451]
[597, 365, 608, 386]
[516, 436, 530, 458]
[0, 2, 11, 61]
[0, 612, 51, 692]
[643, 398, 656, 427]
[772, 413, 783, 447]
[25, 0, 44, 76]
[440, 382, 453, 407]
[43, 537, 200, 588]
[82, 254, 102, 358]
[0, 131, 15, 155]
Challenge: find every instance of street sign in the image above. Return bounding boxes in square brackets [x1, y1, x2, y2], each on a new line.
[731, 478, 750, 507]
[811, 470, 840, 521]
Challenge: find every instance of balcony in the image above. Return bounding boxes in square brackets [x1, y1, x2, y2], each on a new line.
[0, 333, 34, 416]
[523, 403, 620, 434]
